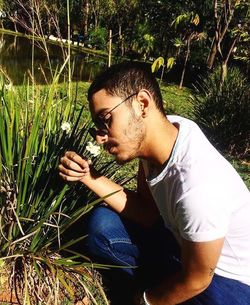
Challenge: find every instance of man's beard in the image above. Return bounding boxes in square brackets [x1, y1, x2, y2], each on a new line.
[115, 112, 145, 164]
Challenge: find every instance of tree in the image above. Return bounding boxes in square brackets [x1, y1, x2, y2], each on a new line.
[99, 0, 139, 56]
[207, 0, 249, 85]
[131, 23, 155, 59]
[172, 11, 205, 88]
[83, 0, 89, 36]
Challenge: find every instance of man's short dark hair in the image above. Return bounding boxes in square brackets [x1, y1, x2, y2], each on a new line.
[88, 61, 165, 114]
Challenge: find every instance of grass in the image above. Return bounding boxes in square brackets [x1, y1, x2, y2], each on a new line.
[161, 83, 194, 119]
[229, 159, 250, 188]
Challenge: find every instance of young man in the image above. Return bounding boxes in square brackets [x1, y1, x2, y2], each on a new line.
[59, 62, 250, 305]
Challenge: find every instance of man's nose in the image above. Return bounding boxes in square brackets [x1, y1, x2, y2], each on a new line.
[96, 133, 108, 144]
[89, 128, 108, 144]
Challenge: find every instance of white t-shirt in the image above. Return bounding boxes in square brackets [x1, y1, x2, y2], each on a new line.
[142, 115, 250, 285]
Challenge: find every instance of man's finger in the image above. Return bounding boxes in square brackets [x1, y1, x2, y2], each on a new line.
[60, 157, 87, 173]
[65, 151, 88, 164]
[59, 172, 86, 182]
[59, 165, 89, 177]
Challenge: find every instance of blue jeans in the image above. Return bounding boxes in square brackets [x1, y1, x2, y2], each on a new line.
[87, 206, 250, 305]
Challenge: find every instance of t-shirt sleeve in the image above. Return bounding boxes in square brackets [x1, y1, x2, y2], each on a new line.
[175, 186, 231, 242]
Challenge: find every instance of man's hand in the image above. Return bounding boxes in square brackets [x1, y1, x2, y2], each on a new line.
[145, 237, 225, 305]
[59, 151, 92, 182]
[59, 154, 158, 226]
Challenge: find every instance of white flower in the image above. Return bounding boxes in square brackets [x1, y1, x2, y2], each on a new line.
[86, 141, 101, 157]
[5, 82, 13, 91]
[61, 122, 71, 134]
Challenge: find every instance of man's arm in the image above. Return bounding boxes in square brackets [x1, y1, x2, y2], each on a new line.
[144, 237, 224, 305]
[59, 151, 159, 227]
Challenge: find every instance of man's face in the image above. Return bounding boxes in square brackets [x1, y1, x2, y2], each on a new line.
[90, 89, 145, 164]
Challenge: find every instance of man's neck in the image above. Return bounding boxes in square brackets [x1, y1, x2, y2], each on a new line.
[142, 115, 179, 170]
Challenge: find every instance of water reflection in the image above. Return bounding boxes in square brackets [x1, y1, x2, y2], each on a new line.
[0, 33, 107, 85]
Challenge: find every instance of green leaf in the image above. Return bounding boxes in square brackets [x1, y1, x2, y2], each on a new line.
[171, 13, 189, 28]
[151, 57, 165, 73]
[167, 57, 175, 69]
[173, 38, 183, 48]
[191, 13, 200, 26]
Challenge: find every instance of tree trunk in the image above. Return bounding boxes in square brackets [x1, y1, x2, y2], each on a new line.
[179, 38, 191, 89]
[108, 29, 112, 67]
[207, 0, 238, 70]
[83, 0, 89, 37]
[219, 36, 238, 89]
[118, 24, 124, 57]
[14, 20, 17, 32]
[121, 34, 125, 56]
[220, 61, 227, 90]
[207, 39, 217, 69]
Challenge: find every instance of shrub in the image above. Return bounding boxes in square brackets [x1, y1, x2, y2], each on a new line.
[0, 75, 129, 304]
[192, 67, 250, 158]
[88, 27, 108, 50]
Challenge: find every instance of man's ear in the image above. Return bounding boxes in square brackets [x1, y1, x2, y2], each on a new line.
[136, 89, 152, 117]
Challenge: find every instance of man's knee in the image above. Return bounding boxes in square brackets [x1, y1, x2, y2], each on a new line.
[86, 206, 121, 257]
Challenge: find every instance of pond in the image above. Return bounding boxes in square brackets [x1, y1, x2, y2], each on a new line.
[0, 32, 108, 85]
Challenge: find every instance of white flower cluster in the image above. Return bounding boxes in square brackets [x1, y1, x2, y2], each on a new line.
[61, 122, 71, 134]
[86, 141, 101, 157]
[5, 82, 13, 91]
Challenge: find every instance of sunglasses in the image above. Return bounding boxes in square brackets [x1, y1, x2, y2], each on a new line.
[89, 92, 137, 139]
